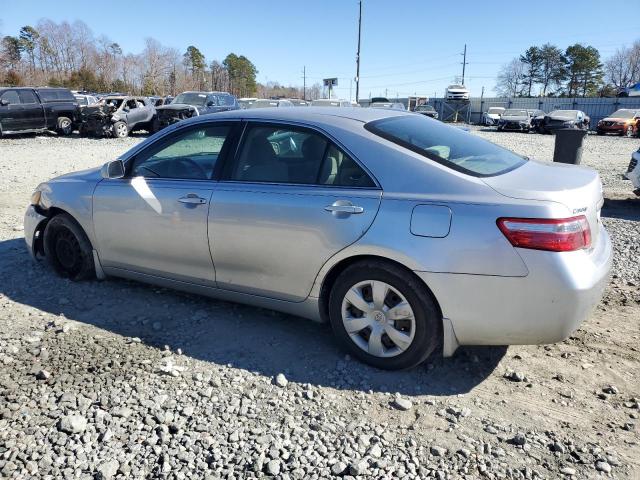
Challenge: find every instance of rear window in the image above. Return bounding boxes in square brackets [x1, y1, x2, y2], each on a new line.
[37, 88, 76, 102]
[365, 115, 527, 177]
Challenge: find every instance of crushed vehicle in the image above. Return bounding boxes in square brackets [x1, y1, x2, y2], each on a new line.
[597, 109, 640, 137]
[625, 147, 640, 196]
[79, 96, 157, 138]
[0, 87, 78, 136]
[537, 110, 590, 134]
[497, 109, 535, 132]
[155, 91, 239, 129]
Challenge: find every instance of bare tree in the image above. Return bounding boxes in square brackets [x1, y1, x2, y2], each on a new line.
[605, 40, 640, 91]
[495, 58, 525, 97]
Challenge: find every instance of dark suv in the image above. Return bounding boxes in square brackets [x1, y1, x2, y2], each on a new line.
[0, 87, 78, 136]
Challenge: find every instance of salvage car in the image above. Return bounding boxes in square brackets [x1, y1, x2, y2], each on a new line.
[413, 104, 439, 119]
[79, 96, 157, 138]
[24, 108, 612, 370]
[247, 99, 295, 108]
[155, 91, 238, 129]
[625, 147, 640, 196]
[0, 87, 78, 136]
[238, 97, 258, 109]
[482, 107, 505, 126]
[371, 102, 405, 110]
[538, 110, 590, 134]
[73, 94, 99, 107]
[596, 109, 640, 137]
[445, 84, 470, 100]
[497, 109, 534, 132]
[311, 99, 351, 107]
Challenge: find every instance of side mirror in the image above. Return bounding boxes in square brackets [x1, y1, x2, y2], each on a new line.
[0, 99, 9, 106]
[206, 100, 214, 107]
[101, 160, 125, 179]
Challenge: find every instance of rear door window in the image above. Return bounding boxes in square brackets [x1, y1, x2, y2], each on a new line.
[365, 115, 527, 177]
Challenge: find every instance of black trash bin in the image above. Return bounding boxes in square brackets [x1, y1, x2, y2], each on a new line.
[553, 128, 587, 165]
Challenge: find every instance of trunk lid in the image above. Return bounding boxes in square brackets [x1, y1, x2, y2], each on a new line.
[482, 159, 604, 245]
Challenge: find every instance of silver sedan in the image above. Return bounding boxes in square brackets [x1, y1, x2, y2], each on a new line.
[24, 108, 612, 370]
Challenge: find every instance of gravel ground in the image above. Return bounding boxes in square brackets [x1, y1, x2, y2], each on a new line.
[0, 129, 639, 479]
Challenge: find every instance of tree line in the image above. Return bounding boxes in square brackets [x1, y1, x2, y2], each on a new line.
[0, 18, 320, 99]
[496, 40, 640, 98]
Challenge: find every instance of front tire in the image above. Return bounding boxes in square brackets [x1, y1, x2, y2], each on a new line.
[57, 117, 73, 136]
[43, 213, 95, 281]
[328, 260, 441, 370]
[112, 121, 129, 138]
[625, 125, 635, 137]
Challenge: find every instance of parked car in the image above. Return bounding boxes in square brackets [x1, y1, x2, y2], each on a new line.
[482, 107, 505, 126]
[286, 99, 310, 107]
[238, 97, 258, 109]
[370, 97, 389, 103]
[617, 82, 640, 97]
[538, 110, 590, 133]
[311, 99, 351, 107]
[24, 107, 611, 370]
[497, 109, 535, 132]
[0, 87, 78, 136]
[74, 94, 99, 107]
[413, 104, 438, 119]
[246, 99, 295, 108]
[79, 96, 156, 138]
[529, 109, 547, 132]
[625, 147, 640, 196]
[445, 84, 470, 100]
[155, 91, 239, 129]
[596, 109, 640, 137]
[371, 102, 405, 111]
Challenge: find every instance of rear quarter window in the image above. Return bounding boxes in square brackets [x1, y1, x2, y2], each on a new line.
[364, 115, 527, 177]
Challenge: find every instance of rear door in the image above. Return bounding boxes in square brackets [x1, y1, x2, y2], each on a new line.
[18, 89, 45, 130]
[209, 121, 382, 301]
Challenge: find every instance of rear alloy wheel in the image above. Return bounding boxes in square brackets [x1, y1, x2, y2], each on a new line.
[626, 125, 635, 138]
[112, 121, 129, 138]
[43, 213, 95, 280]
[57, 117, 73, 136]
[328, 261, 440, 370]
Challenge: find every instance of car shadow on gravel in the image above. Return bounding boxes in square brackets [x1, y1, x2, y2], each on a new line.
[0, 237, 506, 397]
[602, 197, 640, 221]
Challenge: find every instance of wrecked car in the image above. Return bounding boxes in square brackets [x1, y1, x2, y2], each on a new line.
[537, 110, 590, 134]
[155, 91, 238, 129]
[79, 96, 157, 138]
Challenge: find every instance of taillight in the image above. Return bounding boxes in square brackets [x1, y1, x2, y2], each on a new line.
[497, 216, 591, 252]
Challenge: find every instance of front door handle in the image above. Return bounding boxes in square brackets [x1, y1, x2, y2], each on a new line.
[178, 194, 207, 205]
[324, 201, 364, 215]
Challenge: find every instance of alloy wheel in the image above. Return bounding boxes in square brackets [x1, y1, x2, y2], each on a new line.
[341, 280, 416, 358]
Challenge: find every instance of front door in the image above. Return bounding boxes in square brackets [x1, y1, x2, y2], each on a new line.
[0, 90, 23, 131]
[210, 122, 382, 301]
[93, 122, 236, 285]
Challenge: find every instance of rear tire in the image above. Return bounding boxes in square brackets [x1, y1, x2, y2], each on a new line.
[57, 117, 73, 136]
[328, 260, 441, 370]
[43, 213, 95, 281]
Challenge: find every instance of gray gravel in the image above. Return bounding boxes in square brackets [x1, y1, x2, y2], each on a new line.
[0, 130, 639, 479]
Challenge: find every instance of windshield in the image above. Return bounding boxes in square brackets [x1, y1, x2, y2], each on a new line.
[503, 109, 528, 116]
[173, 93, 209, 106]
[609, 109, 636, 118]
[549, 110, 578, 119]
[365, 115, 527, 177]
[487, 108, 503, 114]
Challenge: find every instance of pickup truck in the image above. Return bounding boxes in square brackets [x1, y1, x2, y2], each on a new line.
[0, 87, 79, 136]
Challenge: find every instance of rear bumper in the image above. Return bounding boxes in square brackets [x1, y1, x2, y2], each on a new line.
[416, 224, 612, 349]
[24, 205, 48, 259]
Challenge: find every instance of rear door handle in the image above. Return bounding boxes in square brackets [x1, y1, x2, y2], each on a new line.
[324, 201, 364, 215]
[178, 194, 207, 205]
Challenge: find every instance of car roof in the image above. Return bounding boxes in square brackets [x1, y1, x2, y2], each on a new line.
[190, 106, 409, 125]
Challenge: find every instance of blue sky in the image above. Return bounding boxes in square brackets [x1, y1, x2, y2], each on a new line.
[1, 0, 638, 98]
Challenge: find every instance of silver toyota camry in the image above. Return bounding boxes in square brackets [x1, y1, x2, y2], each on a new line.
[24, 108, 612, 370]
